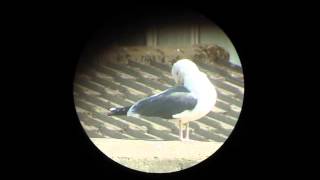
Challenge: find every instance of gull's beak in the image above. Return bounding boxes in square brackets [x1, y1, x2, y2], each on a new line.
[172, 69, 183, 85]
[176, 77, 183, 85]
[174, 78, 180, 85]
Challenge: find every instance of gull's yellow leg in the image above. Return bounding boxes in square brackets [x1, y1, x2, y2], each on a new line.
[185, 122, 190, 140]
[179, 120, 183, 141]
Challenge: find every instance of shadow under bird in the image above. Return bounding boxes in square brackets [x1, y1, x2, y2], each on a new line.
[108, 59, 217, 141]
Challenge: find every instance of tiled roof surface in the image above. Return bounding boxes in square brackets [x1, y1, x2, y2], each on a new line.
[74, 48, 244, 142]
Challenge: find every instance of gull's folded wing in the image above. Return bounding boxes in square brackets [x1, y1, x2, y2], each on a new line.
[128, 86, 197, 119]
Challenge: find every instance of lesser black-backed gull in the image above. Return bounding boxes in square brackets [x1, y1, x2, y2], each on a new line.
[107, 59, 217, 141]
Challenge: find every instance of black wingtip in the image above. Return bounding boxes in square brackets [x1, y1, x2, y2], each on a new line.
[107, 107, 131, 116]
[107, 108, 116, 116]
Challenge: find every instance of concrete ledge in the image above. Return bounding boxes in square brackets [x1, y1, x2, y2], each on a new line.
[91, 138, 223, 173]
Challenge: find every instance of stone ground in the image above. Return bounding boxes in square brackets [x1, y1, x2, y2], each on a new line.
[91, 138, 223, 173]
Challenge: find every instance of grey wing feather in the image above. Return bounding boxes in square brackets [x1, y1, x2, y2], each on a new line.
[129, 86, 197, 119]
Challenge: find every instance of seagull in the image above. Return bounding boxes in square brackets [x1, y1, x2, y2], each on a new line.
[107, 59, 217, 141]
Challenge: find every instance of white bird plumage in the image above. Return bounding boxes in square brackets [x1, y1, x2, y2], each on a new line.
[171, 59, 217, 140]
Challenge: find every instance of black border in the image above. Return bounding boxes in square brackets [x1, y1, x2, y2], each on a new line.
[20, 4, 279, 178]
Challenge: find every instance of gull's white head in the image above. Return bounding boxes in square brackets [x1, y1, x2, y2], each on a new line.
[172, 59, 200, 85]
